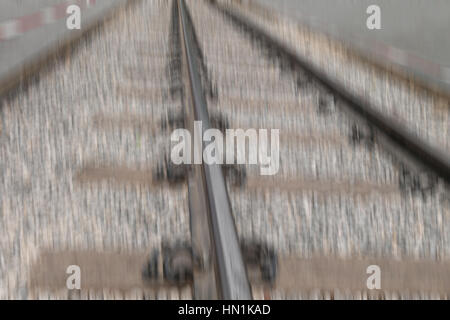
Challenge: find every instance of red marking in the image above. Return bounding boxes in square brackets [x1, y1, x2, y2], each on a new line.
[407, 53, 440, 76]
[19, 12, 43, 33]
[0, 0, 97, 41]
[54, 1, 71, 20]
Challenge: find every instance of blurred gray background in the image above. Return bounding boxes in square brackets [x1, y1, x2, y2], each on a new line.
[256, 0, 450, 66]
[0, 0, 61, 20]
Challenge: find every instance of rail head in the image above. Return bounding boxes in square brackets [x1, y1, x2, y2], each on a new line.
[178, 0, 252, 300]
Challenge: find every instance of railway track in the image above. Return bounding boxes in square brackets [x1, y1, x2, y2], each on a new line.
[3, 0, 192, 300]
[0, 0, 449, 300]
[181, 0, 450, 299]
[175, 0, 251, 299]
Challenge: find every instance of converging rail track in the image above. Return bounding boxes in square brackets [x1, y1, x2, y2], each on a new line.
[177, 0, 251, 299]
[0, 0, 449, 300]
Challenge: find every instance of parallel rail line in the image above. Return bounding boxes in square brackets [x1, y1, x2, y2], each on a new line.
[210, 0, 450, 185]
[177, 0, 450, 299]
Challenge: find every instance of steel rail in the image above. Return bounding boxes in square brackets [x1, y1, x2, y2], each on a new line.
[211, 1, 450, 185]
[178, 0, 252, 300]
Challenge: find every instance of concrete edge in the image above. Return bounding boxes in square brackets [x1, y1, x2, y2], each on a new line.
[243, 0, 450, 98]
[0, 0, 131, 98]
